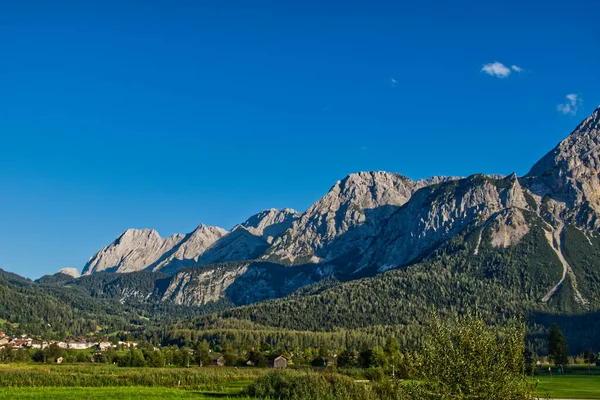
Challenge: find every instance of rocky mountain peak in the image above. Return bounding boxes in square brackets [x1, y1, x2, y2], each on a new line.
[118, 228, 161, 242]
[262, 171, 459, 265]
[239, 208, 300, 243]
[525, 107, 600, 228]
[191, 224, 229, 237]
[575, 105, 600, 133]
[330, 171, 414, 208]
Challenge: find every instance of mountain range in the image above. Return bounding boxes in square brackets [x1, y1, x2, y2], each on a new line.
[3, 106, 600, 354]
[49, 106, 600, 312]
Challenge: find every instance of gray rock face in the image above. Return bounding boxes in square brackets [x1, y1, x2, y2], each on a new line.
[360, 174, 531, 272]
[160, 261, 330, 306]
[488, 208, 530, 249]
[82, 225, 228, 275]
[263, 171, 461, 265]
[238, 208, 300, 243]
[524, 106, 600, 228]
[82, 209, 299, 275]
[58, 267, 80, 279]
[162, 263, 250, 305]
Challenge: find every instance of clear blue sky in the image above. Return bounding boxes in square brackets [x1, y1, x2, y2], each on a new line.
[0, 0, 598, 279]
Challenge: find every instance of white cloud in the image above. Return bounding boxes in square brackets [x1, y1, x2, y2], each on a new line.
[557, 94, 582, 116]
[511, 65, 523, 73]
[390, 77, 398, 88]
[481, 62, 512, 78]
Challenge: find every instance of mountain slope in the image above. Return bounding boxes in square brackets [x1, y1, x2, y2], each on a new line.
[524, 106, 600, 229]
[71, 107, 600, 318]
[263, 172, 460, 265]
[358, 173, 530, 272]
[238, 208, 300, 243]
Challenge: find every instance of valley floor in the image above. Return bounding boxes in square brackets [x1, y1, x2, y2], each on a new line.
[1, 364, 599, 399]
[0, 387, 249, 399]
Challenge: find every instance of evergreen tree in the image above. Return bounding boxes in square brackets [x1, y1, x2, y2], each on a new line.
[548, 324, 569, 366]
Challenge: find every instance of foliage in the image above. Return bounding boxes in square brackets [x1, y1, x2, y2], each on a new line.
[548, 324, 569, 365]
[0, 363, 268, 390]
[244, 370, 376, 400]
[406, 312, 537, 400]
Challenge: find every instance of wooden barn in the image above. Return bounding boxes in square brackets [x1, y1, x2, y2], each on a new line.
[267, 355, 288, 368]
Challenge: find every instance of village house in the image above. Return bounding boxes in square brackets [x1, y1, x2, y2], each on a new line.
[67, 341, 94, 350]
[28, 339, 45, 349]
[118, 341, 138, 348]
[267, 355, 288, 368]
[9, 339, 28, 349]
[211, 354, 225, 367]
[97, 342, 112, 351]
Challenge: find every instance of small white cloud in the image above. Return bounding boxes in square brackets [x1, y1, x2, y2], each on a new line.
[557, 94, 582, 116]
[511, 65, 523, 73]
[360, 146, 368, 151]
[390, 77, 398, 88]
[481, 62, 511, 78]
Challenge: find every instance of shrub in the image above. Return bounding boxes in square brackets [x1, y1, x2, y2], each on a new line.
[244, 370, 376, 400]
[406, 312, 537, 400]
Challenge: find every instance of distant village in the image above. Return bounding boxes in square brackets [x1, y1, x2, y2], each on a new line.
[0, 331, 137, 352]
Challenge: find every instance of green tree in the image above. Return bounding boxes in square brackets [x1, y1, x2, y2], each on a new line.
[358, 342, 373, 368]
[548, 324, 569, 366]
[407, 313, 536, 400]
[384, 336, 401, 374]
[43, 343, 65, 363]
[195, 340, 212, 366]
[370, 346, 388, 369]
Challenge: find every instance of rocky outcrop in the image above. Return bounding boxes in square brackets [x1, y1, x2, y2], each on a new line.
[82, 210, 298, 275]
[82, 226, 227, 275]
[58, 267, 80, 279]
[238, 208, 300, 243]
[360, 174, 531, 272]
[160, 261, 325, 306]
[488, 208, 530, 249]
[263, 172, 461, 265]
[162, 263, 250, 305]
[524, 106, 600, 229]
[147, 224, 230, 273]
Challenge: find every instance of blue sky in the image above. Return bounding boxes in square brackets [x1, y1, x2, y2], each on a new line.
[0, 0, 598, 279]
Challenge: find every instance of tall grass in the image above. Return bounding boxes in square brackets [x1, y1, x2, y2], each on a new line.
[0, 364, 267, 390]
[244, 370, 380, 400]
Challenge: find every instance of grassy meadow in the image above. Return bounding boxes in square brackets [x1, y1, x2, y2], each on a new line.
[534, 365, 600, 399]
[0, 387, 250, 400]
[2, 363, 600, 399]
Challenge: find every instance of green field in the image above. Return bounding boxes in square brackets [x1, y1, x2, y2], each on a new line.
[0, 387, 251, 399]
[534, 366, 600, 399]
[2, 363, 600, 399]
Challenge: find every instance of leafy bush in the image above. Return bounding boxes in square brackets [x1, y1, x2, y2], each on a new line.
[406, 313, 537, 400]
[244, 370, 376, 400]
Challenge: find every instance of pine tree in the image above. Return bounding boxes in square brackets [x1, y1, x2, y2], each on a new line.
[548, 324, 569, 366]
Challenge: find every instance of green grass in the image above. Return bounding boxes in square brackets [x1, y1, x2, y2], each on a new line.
[534, 366, 600, 399]
[0, 387, 252, 399]
[3, 363, 600, 399]
[535, 375, 600, 399]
